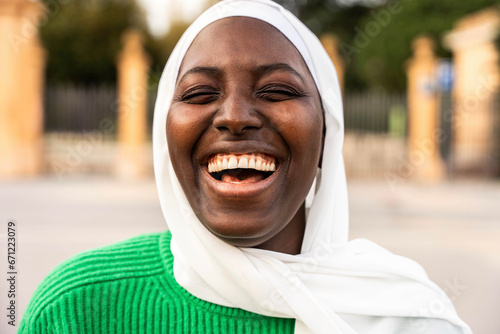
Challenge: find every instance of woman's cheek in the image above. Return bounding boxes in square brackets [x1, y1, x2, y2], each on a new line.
[168, 106, 200, 145]
[167, 109, 195, 170]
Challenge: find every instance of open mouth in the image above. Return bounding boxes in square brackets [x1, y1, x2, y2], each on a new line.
[207, 154, 277, 183]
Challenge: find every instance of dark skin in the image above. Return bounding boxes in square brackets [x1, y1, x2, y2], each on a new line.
[167, 17, 323, 255]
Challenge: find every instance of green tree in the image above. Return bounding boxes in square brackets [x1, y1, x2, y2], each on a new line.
[277, 0, 499, 91]
[40, 0, 148, 85]
[144, 20, 191, 81]
[276, 0, 372, 89]
[350, 0, 500, 91]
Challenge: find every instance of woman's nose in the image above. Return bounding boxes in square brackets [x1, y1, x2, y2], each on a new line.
[213, 94, 263, 135]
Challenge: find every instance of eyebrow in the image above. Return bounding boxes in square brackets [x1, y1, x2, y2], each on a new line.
[255, 63, 306, 84]
[177, 66, 222, 85]
[176, 63, 306, 86]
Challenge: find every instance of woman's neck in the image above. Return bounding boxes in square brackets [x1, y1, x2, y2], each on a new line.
[255, 203, 306, 255]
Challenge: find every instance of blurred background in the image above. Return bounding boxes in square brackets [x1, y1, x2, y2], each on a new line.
[1, 0, 499, 332]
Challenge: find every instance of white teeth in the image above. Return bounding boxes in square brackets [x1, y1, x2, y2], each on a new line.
[238, 157, 248, 169]
[255, 160, 262, 170]
[228, 157, 238, 169]
[208, 154, 277, 174]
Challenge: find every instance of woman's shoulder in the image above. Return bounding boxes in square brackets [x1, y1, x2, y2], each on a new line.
[20, 231, 173, 327]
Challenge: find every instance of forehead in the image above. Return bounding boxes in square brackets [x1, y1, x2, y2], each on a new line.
[178, 17, 309, 77]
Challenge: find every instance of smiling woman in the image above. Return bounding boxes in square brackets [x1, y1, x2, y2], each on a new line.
[167, 17, 323, 253]
[19, 0, 471, 333]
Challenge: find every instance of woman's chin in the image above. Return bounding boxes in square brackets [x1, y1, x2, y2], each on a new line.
[200, 215, 277, 247]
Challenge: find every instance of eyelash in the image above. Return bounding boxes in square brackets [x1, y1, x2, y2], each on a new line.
[256, 84, 302, 102]
[180, 86, 220, 104]
[178, 84, 303, 104]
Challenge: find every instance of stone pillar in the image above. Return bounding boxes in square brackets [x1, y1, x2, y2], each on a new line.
[0, 0, 46, 179]
[443, 7, 500, 174]
[321, 34, 345, 96]
[115, 30, 150, 179]
[406, 36, 445, 181]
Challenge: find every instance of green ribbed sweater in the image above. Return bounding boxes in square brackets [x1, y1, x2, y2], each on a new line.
[19, 231, 295, 333]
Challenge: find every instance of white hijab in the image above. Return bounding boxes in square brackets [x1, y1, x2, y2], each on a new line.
[153, 0, 471, 333]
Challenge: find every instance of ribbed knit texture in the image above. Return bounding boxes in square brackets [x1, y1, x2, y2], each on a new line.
[19, 231, 295, 333]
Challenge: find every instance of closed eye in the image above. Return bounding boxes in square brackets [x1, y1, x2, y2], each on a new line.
[256, 84, 303, 102]
[180, 86, 220, 104]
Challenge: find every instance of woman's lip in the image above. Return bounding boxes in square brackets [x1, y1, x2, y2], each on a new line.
[201, 164, 281, 199]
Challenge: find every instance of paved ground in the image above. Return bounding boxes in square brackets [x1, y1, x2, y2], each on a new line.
[1, 175, 499, 333]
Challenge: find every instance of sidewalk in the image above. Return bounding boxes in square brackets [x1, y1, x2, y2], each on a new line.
[1, 176, 499, 333]
[348, 179, 500, 334]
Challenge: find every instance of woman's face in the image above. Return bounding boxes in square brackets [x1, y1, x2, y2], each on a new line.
[167, 17, 323, 252]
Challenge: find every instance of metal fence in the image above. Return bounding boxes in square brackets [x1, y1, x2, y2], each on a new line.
[44, 86, 407, 135]
[44, 85, 117, 139]
[43, 85, 409, 176]
[344, 91, 407, 136]
[343, 92, 408, 177]
[44, 85, 158, 139]
[453, 91, 500, 177]
[42, 85, 499, 178]
[43, 85, 155, 174]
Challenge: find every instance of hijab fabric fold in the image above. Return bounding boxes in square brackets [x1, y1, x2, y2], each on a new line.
[153, 1, 471, 332]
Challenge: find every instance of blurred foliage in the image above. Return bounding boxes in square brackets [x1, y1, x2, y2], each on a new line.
[144, 20, 190, 89]
[276, 0, 500, 91]
[355, 0, 500, 91]
[276, 0, 372, 89]
[41, 0, 500, 90]
[40, 0, 193, 86]
[40, 0, 148, 85]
